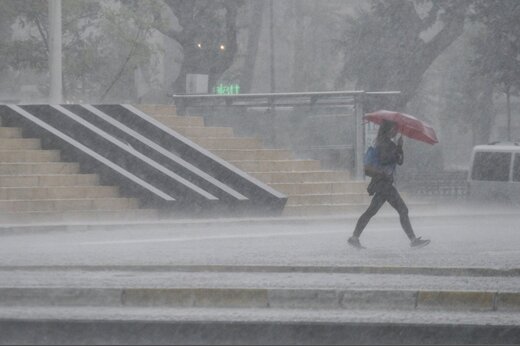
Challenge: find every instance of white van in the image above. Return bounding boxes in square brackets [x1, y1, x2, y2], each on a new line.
[467, 142, 520, 203]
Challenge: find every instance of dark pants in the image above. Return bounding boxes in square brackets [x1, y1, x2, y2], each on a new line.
[353, 184, 416, 240]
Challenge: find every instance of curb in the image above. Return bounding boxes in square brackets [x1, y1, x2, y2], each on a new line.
[1, 287, 519, 312]
[0, 264, 519, 277]
[2, 319, 520, 345]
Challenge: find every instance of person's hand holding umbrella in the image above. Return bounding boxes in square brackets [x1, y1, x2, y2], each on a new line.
[397, 135, 403, 148]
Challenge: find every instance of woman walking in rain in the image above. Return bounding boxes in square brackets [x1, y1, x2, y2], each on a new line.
[348, 119, 430, 249]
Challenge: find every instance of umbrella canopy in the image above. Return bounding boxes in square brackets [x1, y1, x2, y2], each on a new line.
[363, 110, 439, 145]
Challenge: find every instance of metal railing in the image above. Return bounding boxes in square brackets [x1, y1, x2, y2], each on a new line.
[169, 90, 401, 179]
[398, 170, 469, 199]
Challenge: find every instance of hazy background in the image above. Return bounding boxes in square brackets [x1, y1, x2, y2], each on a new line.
[0, 0, 518, 174]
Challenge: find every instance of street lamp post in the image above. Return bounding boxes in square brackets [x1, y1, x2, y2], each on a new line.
[48, 0, 63, 104]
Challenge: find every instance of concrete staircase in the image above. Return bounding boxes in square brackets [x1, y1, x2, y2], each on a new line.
[137, 105, 370, 217]
[0, 121, 156, 224]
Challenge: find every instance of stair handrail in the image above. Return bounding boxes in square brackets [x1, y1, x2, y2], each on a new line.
[122, 104, 286, 199]
[81, 104, 248, 201]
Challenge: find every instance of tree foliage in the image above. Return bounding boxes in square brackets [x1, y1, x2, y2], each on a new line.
[96, 1, 163, 101]
[0, 0, 54, 72]
[470, 0, 520, 140]
[433, 27, 494, 146]
[292, 0, 344, 92]
[0, 0, 161, 102]
[470, 0, 520, 93]
[337, 0, 471, 110]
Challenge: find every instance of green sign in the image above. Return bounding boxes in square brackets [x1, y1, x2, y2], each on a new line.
[213, 83, 240, 95]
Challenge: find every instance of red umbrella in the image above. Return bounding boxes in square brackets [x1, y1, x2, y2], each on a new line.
[363, 110, 439, 145]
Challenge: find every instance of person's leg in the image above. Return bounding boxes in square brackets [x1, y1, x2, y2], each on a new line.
[385, 186, 416, 240]
[353, 192, 386, 238]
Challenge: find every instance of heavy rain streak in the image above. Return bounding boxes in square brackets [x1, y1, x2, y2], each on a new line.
[0, 0, 519, 344]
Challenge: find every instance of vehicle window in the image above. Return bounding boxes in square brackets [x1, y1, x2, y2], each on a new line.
[513, 154, 520, 182]
[471, 152, 511, 181]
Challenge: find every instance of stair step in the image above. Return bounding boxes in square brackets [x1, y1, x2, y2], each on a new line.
[287, 193, 370, 206]
[0, 163, 80, 175]
[176, 127, 234, 138]
[152, 115, 205, 128]
[0, 127, 23, 138]
[0, 186, 119, 200]
[249, 171, 351, 184]
[230, 160, 322, 172]
[269, 182, 367, 195]
[0, 150, 61, 162]
[0, 138, 41, 149]
[137, 104, 178, 116]
[192, 137, 263, 150]
[0, 174, 100, 187]
[0, 198, 139, 213]
[211, 149, 293, 161]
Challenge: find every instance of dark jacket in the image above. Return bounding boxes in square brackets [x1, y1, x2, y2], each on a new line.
[366, 138, 403, 196]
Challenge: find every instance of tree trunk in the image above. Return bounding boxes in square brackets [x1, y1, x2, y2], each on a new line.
[394, 19, 465, 109]
[159, 1, 241, 95]
[473, 81, 494, 145]
[292, 0, 305, 91]
[240, 0, 264, 93]
[361, 2, 470, 110]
